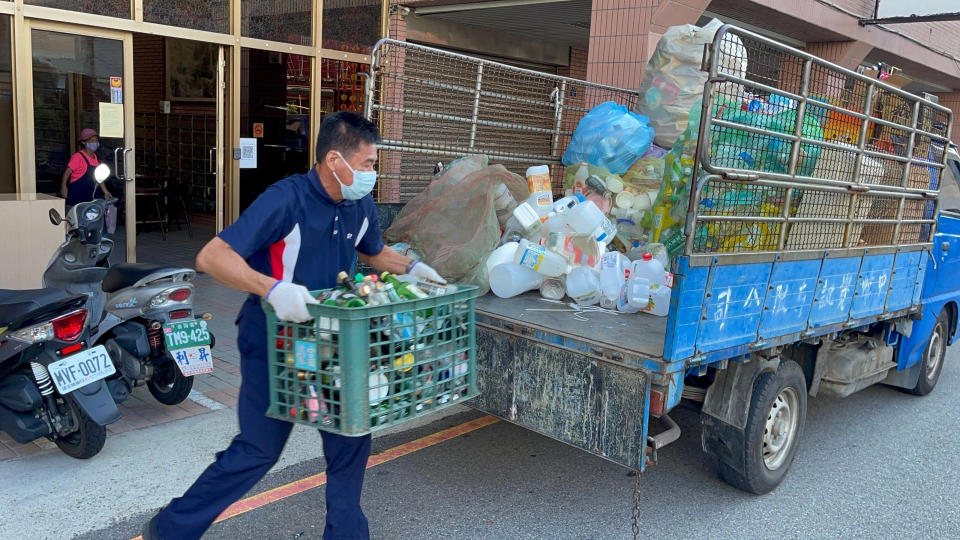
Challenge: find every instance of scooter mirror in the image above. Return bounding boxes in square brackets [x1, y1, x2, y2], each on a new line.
[48, 208, 63, 226]
[93, 163, 110, 183]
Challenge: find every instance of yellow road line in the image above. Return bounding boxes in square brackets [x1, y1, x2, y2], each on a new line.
[132, 415, 499, 539]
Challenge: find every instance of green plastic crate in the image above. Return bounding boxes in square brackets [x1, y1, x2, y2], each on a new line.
[264, 285, 479, 436]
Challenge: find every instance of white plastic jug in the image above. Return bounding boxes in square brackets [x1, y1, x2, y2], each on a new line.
[643, 283, 671, 316]
[486, 242, 520, 277]
[566, 266, 602, 306]
[630, 252, 667, 286]
[514, 238, 567, 277]
[565, 200, 617, 245]
[489, 263, 546, 298]
[617, 276, 650, 313]
[552, 193, 584, 215]
[526, 165, 553, 217]
[599, 251, 629, 302]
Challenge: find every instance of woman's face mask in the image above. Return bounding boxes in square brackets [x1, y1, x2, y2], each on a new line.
[86, 142, 99, 152]
[332, 151, 377, 200]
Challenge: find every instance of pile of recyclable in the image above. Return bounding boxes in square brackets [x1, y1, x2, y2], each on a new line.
[485, 160, 673, 317]
[279, 271, 471, 430]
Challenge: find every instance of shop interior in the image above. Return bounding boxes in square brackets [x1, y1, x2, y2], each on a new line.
[28, 30, 369, 264]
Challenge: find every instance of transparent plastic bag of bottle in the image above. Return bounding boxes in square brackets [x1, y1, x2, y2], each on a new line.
[384, 156, 529, 294]
[562, 101, 655, 175]
[636, 19, 746, 148]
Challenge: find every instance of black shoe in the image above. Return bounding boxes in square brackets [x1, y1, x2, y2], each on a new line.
[141, 512, 163, 540]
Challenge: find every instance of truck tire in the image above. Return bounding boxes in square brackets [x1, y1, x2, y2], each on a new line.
[907, 309, 948, 396]
[717, 360, 807, 495]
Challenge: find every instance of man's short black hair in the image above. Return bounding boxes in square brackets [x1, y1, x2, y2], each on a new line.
[315, 112, 381, 163]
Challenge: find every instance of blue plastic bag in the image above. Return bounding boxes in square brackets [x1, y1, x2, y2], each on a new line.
[563, 102, 655, 175]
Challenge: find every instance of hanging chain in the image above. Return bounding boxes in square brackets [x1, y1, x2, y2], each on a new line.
[631, 471, 642, 540]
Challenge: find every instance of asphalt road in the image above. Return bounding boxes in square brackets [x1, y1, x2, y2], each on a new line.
[85, 343, 960, 540]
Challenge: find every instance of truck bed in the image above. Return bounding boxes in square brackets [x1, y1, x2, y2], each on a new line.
[475, 294, 668, 360]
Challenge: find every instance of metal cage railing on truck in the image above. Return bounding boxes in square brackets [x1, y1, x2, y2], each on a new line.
[364, 38, 640, 201]
[686, 25, 953, 265]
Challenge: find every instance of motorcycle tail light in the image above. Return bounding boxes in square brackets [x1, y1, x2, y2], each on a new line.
[168, 288, 192, 302]
[169, 309, 192, 319]
[52, 310, 88, 342]
[10, 322, 55, 344]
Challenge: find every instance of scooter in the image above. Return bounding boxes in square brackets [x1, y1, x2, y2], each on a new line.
[44, 164, 214, 407]
[0, 290, 120, 459]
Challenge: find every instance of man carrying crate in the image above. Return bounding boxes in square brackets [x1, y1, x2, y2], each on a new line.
[143, 112, 445, 540]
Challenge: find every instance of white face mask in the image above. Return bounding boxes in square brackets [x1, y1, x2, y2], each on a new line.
[332, 151, 377, 200]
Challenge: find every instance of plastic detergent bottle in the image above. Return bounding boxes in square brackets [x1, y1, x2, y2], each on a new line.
[565, 200, 617, 245]
[526, 165, 553, 217]
[501, 201, 543, 243]
[565, 266, 602, 306]
[547, 232, 601, 269]
[514, 238, 567, 277]
[489, 263, 545, 298]
[599, 251, 629, 300]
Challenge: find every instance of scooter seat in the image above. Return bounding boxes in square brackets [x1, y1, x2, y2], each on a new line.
[102, 264, 185, 293]
[0, 288, 70, 327]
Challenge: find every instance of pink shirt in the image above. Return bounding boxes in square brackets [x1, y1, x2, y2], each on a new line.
[67, 152, 99, 183]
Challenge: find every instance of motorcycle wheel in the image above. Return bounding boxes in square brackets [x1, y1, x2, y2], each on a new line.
[147, 359, 194, 405]
[55, 397, 107, 459]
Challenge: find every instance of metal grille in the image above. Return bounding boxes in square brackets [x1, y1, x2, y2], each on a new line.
[365, 39, 639, 202]
[690, 25, 953, 257]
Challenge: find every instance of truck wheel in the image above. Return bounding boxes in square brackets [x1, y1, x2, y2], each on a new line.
[907, 309, 948, 396]
[55, 397, 107, 459]
[147, 360, 194, 405]
[718, 360, 807, 495]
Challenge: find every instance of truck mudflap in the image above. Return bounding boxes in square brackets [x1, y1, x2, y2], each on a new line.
[472, 324, 652, 470]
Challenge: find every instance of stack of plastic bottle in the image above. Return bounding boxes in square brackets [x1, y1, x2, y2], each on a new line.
[486, 165, 673, 317]
[288, 271, 468, 428]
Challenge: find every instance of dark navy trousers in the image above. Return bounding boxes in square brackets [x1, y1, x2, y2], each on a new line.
[156, 302, 371, 540]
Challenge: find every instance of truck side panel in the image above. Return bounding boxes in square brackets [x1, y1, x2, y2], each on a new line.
[808, 256, 860, 328]
[758, 258, 819, 340]
[695, 262, 771, 353]
[886, 250, 922, 312]
[663, 261, 709, 361]
[664, 252, 924, 363]
[850, 253, 895, 319]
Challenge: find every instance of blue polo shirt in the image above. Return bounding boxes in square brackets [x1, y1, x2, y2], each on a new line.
[219, 167, 384, 322]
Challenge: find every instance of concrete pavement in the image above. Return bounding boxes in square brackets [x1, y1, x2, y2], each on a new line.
[71, 342, 960, 540]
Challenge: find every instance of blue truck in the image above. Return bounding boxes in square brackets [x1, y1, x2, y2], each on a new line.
[365, 25, 958, 494]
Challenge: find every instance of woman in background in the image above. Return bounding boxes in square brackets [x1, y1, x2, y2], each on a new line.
[60, 127, 113, 209]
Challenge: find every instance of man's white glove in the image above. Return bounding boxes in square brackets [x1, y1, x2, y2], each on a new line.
[408, 260, 447, 284]
[266, 281, 319, 323]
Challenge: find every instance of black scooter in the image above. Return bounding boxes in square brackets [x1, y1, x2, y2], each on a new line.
[0, 278, 121, 459]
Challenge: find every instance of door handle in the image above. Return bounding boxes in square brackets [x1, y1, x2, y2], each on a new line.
[209, 147, 217, 174]
[113, 147, 124, 181]
[122, 147, 134, 182]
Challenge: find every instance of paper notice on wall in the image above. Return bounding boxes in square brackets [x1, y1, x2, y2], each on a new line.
[239, 138, 257, 169]
[98, 103, 124, 138]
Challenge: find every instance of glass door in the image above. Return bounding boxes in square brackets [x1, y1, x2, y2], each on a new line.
[27, 22, 136, 260]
